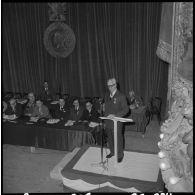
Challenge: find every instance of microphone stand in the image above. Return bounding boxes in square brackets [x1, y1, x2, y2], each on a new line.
[91, 100, 108, 170]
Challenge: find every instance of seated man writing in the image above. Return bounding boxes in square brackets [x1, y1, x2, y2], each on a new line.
[80, 100, 100, 123]
[31, 99, 51, 119]
[24, 92, 36, 117]
[4, 98, 22, 119]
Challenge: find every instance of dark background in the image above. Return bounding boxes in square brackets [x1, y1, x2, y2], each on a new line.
[2, 2, 169, 117]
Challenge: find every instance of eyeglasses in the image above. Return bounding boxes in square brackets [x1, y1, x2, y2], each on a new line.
[107, 83, 116, 88]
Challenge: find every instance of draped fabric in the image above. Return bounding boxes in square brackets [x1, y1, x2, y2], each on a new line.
[156, 2, 173, 116]
[2, 3, 168, 117]
[156, 2, 173, 64]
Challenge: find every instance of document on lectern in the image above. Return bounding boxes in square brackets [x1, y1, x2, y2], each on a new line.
[113, 116, 133, 122]
[99, 116, 133, 122]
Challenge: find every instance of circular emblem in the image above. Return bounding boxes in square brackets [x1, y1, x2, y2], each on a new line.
[44, 22, 76, 58]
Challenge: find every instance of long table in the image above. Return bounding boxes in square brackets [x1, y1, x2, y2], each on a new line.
[3, 117, 99, 151]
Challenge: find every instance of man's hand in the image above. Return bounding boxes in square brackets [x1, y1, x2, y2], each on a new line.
[107, 114, 115, 118]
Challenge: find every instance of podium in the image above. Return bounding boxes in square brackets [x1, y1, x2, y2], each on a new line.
[100, 116, 133, 167]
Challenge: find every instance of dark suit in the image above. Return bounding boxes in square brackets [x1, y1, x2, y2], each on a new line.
[31, 104, 51, 118]
[5, 103, 23, 118]
[69, 106, 84, 121]
[39, 87, 54, 101]
[24, 100, 36, 115]
[80, 108, 100, 122]
[55, 104, 69, 119]
[104, 90, 129, 158]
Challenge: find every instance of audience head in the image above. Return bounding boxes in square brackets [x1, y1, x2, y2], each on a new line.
[9, 98, 16, 107]
[43, 81, 49, 88]
[107, 78, 117, 94]
[73, 98, 80, 109]
[28, 92, 35, 102]
[85, 100, 92, 112]
[36, 99, 43, 108]
[59, 98, 65, 107]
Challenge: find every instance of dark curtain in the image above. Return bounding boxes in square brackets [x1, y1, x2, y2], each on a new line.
[2, 2, 168, 116]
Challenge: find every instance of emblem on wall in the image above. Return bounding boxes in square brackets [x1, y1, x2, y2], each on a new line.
[44, 22, 76, 58]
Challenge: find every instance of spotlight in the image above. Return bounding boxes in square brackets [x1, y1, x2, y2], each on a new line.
[160, 133, 164, 139]
[160, 162, 166, 170]
[169, 176, 181, 185]
[160, 159, 170, 170]
[158, 151, 165, 158]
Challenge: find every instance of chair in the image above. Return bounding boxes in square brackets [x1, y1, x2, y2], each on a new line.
[92, 97, 103, 114]
[150, 97, 162, 125]
[83, 97, 92, 103]
[4, 92, 14, 101]
[22, 92, 28, 99]
[14, 92, 22, 99]
[145, 104, 151, 126]
[55, 93, 62, 100]
[62, 94, 70, 101]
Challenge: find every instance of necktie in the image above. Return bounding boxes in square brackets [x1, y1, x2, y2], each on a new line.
[12, 106, 15, 113]
[39, 108, 43, 115]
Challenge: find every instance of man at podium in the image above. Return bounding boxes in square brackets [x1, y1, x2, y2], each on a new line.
[104, 78, 129, 163]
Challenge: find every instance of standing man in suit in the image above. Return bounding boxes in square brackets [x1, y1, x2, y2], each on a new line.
[81, 100, 100, 123]
[39, 81, 54, 101]
[69, 98, 84, 121]
[104, 78, 129, 163]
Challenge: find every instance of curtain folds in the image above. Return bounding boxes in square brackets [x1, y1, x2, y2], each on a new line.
[3, 2, 168, 116]
[156, 2, 173, 64]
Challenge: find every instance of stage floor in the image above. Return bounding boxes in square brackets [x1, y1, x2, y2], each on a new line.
[60, 145, 164, 192]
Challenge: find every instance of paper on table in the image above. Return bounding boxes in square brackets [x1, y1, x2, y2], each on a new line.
[46, 119, 60, 124]
[29, 117, 39, 122]
[26, 122, 34, 125]
[88, 122, 99, 128]
[64, 120, 75, 126]
[7, 120, 17, 123]
[3, 114, 17, 120]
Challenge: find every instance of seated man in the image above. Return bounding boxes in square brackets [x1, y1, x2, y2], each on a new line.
[55, 98, 69, 119]
[69, 98, 84, 122]
[24, 92, 36, 116]
[31, 99, 51, 119]
[39, 81, 54, 101]
[128, 90, 143, 109]
[3, 101, 8, 113]
[4, 98, 22, 118]
[81, 100, 100, 122]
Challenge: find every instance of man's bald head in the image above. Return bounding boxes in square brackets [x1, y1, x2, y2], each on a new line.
[107, 78, 116, 86]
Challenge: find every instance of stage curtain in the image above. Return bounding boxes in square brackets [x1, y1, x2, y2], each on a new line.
[2, 3, 168, 117]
